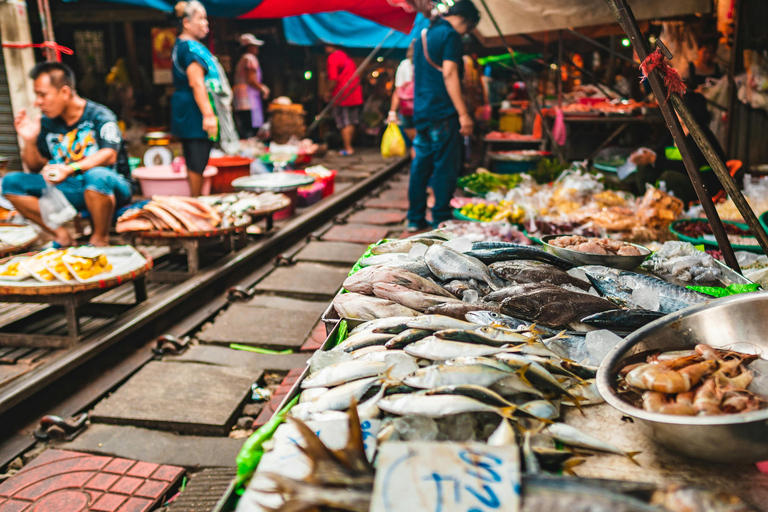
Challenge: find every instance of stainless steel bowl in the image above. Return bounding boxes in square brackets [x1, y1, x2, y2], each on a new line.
[597, 291, 768, 463]
[540, 235, 650, 270]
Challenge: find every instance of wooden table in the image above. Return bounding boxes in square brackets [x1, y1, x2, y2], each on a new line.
[0, 254, 152, 348]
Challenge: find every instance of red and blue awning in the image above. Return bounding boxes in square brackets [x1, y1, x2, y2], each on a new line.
[283, 12, 429, 48]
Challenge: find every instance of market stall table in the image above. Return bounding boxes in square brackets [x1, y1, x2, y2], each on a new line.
[554, 114, 666, 161]
[0, 249, 152, 348]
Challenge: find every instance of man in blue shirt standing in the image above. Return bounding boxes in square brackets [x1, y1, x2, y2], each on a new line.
[408, 0, 479, 231]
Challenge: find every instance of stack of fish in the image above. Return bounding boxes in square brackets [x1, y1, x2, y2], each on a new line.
[117, 195, 225, 233]
[333, 234, 710, 334]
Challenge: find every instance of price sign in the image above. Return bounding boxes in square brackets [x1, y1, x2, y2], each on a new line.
[370, 442, 521, 512]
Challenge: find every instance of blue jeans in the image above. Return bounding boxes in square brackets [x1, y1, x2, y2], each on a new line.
[408, 115, 462, 227]
[2, 168, 133, 211]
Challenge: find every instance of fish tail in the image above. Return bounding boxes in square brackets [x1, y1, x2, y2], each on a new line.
[499, 406, 519, 420]
[562, 458, 586, 475]
[568, 392, 587, 415]
[625, 451, 642, 466]
[380, 366, 404, 387]
[515, 364, 535, 387]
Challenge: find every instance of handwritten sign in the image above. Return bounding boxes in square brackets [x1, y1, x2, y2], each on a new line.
[236, 418, 380, 512]
[370, 442, 521, 512]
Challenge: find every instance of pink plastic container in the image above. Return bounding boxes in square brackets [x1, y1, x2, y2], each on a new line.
[132, 165, 218, 197]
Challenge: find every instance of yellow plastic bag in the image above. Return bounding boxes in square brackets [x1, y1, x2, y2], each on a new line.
[381, 123, 406, 158]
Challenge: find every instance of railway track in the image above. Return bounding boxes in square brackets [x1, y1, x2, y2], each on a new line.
[0, 154, 409, 475]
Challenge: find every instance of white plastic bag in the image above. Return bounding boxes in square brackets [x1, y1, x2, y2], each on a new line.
[39, 184, 77, 229]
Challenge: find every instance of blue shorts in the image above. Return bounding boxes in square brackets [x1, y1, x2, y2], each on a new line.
[2, 168, 133, 211]
[398, 113, 415, 130]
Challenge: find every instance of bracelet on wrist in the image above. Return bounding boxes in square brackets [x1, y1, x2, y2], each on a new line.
[68, 163, 82, 175]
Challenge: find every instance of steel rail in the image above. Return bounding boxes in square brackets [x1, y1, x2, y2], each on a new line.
[0, 156, 409, 418]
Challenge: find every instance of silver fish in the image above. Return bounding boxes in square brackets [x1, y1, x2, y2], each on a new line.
[435, 328, 527, 346]
[406, 314, 482, 332]
[563, 379, 604, 406]
[301, 360, 389, 388]
[384, 328, 432, 349]
[542, 423, 640, 463]
[446, 356, 515, 372]
[403, 364, 512, 389]
[520, 400, 559, 420]
[349, 345, 387, 359]
[494, 353, 577, 401]
[490, 370, 547, 399]
[333, 331, 394, 353]
[296, 376, 379, 415]
[354, 350, 414, 364]
[424, 244, 503, 290]
[404, 336, 507, 361]
[370, 239, 442, 255]
[523, 430, 541, 474]
[349, 316, 416, 334]
[359, 253, 433, 277]
[357, 386, 386, 419]
[373, 282, 462, 312]
[476, 325, 533, 343]
[345, 265, 455, 298]
[333, 293, 421, 320]
[487, 419, 518, 446]
[377, 392, 515, 418]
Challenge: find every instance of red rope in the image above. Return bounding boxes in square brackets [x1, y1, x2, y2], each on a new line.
[639, 48, 687, 100]
[2, 41, 73, 62]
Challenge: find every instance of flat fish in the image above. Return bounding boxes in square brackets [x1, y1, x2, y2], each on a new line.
[425, 245, 503, 290]
[491, 260, 591, 291]
[333, 293, 421, 320]
[499, 283, 617, 327]
[466, 246, 575, 270]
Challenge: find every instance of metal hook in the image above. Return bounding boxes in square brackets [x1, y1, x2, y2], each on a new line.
[33, 413, 88, 441]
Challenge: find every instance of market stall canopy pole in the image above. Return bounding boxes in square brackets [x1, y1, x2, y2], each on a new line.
[476, 0, 565, 163]
[566, 28, 638, 66]
[307, 30, 395, 134]
[602, 0, 747, 271]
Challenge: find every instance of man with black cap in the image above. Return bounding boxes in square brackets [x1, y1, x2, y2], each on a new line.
[407, 0, 480, 231]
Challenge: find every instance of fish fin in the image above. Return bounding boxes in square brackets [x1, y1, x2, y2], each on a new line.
[562, 458, 587, 475]
[515, 364, 536, 387]
[379, 365, 404, 387]
[285, 416, 345, 475]
[528, 324, 547, 337]
[625, 451, 642, 466]
[566, 392, 587, 415]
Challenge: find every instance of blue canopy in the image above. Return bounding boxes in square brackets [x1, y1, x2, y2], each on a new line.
[283, 12, 430, 48]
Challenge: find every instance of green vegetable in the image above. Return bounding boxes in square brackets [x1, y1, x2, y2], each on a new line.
[686, 283, 761, 297]
[530, 158, 570, 185]
[458, 172, 522, 195]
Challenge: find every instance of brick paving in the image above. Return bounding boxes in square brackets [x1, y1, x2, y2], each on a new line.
[0, 450, 183, 512]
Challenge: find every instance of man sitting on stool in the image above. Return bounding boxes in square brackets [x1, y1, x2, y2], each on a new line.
[4, 61, 133, 247]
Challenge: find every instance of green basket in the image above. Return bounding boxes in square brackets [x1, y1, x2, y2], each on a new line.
[759, 211, 768, 236]
[669, 218, 763, 253]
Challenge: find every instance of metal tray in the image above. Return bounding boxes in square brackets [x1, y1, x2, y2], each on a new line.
[541, 235, 651, 271]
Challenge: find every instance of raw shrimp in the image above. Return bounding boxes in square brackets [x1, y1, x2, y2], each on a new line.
[693, 379, 721, 416]
[642, 391, 695, 416]
[626, 360, 717, 393]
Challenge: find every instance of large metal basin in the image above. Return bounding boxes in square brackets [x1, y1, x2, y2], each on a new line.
[596, 291, 768, 463]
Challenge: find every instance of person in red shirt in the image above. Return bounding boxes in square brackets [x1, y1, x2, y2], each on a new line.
[324, 45, 364, 156]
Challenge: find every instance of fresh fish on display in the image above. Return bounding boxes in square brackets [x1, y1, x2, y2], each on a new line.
[332, 293, 421, 320]
[424, 244, 504, 290]
[563, 379, 604, 406]
[434, 328, 528, 346]
[349, 346, 388, 359]
[542, 423, 640, 464]
[509, 338, 566, 359]
[425, 301, 502, 318]
[358, 253, 433, 277]
[383, 328, 432, 349]
[467, 310, 560, 336]
[491, 371, 548, 399]
[349, 316, 415, 335]
[523, 431, 541, 474]
[370, 238, 442, 255]
[344, 265, 455, 298]
[332, 331, 394, 353]
[293, 377, 380, 418]
[532, 447, 584, 474]
[498, 283, 617, 327]
[446, 355, 518, 372]
[404, 336, 508, 361]
[372, 282, 462, 312]
[490, 260, 591, 291]
[582, 266, 710, 314]
[521, 474, 661, 512]
[442, 279, 488, 299]
[403, 364, 514, 389]
[520, 400, 560, 421]
[352, 349, 412, 363]
[580, 309, 666, 331]
[466, 246, 575, 270]
[494, 353, 580, 402]
[301, 360, 390, 389]
[406, 314, 482, 332]
[476, 325, 539, 342]
[377, 393, 516, 418]
[487, 418, 518, 446]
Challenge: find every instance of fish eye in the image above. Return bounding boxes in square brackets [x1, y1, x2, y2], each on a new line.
[490, 312, 499, 318]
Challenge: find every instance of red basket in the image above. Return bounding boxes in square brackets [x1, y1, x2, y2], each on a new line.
[295, 169, 337, 198]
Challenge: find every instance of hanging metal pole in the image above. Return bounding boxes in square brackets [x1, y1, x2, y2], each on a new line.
[567, 28, 639, 65]
[603, 0, 747, 271]
[308, 30, 394, 133]
[476, 0, 565, 163]
[557, 30, 563, 109]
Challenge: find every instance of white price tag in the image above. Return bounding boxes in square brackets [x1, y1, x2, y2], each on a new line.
[371, 442, 521, 512]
